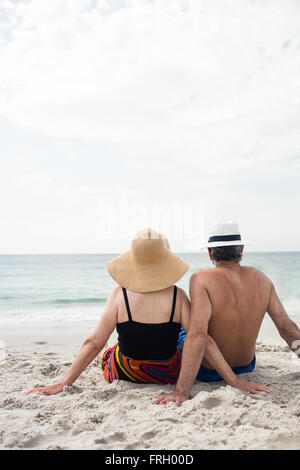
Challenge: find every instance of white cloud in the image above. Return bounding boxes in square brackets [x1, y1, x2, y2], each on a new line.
[0, 1, 300, 253]
[0, 0, 300, 173]
[15, 173, 134, 209]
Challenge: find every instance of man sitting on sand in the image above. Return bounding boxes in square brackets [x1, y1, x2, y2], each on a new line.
[155, 221, 300, 406]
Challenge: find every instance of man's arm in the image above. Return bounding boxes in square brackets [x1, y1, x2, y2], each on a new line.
[155, 274, 211, 406]
[204, 335, 271, 394]
[174, 275, 211, 397]
[268, 283, 300, 356]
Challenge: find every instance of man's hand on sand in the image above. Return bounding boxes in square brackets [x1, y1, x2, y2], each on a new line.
[27, 382, 64, 396]
[154, 390, 189, 407]
[154, 379, 272, 406]
[232, 379, 272, 394]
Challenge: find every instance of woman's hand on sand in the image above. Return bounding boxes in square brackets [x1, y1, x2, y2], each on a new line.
[233, 379, 272, 394]
[154, 390, 189, 407]
[27, 382, 64, 396]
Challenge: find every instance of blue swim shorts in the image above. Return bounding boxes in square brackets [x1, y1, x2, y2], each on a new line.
[177, 327, 256, 383]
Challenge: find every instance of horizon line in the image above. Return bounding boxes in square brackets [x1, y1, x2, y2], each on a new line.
[0, 250, 300, 256]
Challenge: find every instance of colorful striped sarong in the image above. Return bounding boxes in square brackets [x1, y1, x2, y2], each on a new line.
[101, 343, 181, 384]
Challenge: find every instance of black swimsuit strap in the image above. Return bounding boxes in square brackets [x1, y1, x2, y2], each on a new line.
[122, 288, 133, 322]
[169, 285, 177, 322]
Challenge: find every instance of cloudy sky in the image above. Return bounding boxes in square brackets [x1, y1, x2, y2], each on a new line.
[0, 0, 300, 253]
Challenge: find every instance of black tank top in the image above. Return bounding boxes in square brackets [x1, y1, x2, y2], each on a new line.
[117, 286, 181, 361]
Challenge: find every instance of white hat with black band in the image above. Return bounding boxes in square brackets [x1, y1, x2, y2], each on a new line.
[201, 221, 253, 249]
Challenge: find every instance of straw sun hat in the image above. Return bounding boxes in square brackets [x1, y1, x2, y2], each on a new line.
[106, 228, 190, 293]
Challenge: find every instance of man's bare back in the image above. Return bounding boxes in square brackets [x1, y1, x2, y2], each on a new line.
[198, 265, 272, 368]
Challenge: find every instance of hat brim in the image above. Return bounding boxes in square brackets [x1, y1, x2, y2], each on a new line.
[200, 240, 254, 249]
[106, 251, 189, 293]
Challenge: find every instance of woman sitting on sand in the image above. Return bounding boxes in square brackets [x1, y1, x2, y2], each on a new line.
[28, 228, 263, 395]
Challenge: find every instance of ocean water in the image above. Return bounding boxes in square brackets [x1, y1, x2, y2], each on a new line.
[0, 253, 300, 329]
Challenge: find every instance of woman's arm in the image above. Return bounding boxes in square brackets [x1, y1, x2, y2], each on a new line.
[27, 287, 119, 396]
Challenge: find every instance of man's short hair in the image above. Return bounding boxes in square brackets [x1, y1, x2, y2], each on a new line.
[209, 245, 243, 262]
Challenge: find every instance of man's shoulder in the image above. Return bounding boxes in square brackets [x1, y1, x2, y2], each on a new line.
[190, 269, 216, 284]
[191, 266, 271, 283]
[241, 265, 272, 282]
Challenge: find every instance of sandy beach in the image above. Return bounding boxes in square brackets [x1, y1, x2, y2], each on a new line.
[1, 0, 300, 455]
[1, 330, 300, 450]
